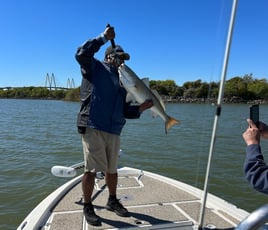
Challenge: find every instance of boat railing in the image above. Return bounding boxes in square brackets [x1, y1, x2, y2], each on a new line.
[235, 204, 268, 230]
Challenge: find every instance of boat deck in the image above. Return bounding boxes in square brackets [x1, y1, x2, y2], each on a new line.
[41, 168, 248, 230]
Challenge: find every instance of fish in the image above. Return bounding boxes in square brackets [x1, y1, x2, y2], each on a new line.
[118, 63, 179, 134]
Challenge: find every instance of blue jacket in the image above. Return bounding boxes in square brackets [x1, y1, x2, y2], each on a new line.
[75, 35, 140, 135]
[244, 144, 268, 194]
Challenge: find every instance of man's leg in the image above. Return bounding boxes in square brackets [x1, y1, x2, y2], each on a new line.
[82, 172, 95, 203]
[82, 128, 102, 226]
[82, 172, 101, 226]
[106, 172, 130, 217]
[105, 172, 117, 196]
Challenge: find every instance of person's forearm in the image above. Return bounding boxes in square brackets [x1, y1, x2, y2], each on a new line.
[244, 144, 268, 194]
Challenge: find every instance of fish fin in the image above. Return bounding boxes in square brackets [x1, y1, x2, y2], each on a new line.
[151, 89, 166, 110]
[165, 116, 180, 134]
[141, 78, 150, 88]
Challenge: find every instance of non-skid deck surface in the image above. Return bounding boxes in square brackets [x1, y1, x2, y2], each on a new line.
[45, 172, 240, 230]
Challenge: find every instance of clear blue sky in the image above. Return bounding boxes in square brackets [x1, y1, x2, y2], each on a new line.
[1, 0, 267, 88]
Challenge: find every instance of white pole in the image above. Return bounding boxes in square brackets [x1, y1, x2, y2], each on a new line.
[198, 0, 239, 228]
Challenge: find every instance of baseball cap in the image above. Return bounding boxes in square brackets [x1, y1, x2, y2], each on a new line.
[105, 45, 130, 60]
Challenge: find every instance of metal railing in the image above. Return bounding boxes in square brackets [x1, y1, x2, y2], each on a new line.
[235, 204, 268, 230]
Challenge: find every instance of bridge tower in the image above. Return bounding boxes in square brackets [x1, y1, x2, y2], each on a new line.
[45, 73, 56, 90]
[67, 78, 75, 89]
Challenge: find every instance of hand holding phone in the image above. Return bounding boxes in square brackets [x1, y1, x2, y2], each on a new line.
[250, 104, 259, 127]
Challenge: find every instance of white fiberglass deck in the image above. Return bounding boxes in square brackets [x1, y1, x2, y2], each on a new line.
[22, 167, 248, 230]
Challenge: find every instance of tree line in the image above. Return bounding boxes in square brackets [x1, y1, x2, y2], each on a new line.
[0, 86, 80, 101]
[1, 74, 267, 103]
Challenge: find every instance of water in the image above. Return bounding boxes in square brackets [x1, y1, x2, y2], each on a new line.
[1, 99, 268, 230]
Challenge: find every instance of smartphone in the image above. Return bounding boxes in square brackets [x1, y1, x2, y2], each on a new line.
[250, 104, 259, 127]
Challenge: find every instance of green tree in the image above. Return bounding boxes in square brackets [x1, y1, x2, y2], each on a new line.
[208, 81, 219, 98]
[248, 78, 268, 100]
[224, 77, 247, 99]
[65, 87, 80, 101]
[51, 90, 66, 99]
[150, 80, 177, 96]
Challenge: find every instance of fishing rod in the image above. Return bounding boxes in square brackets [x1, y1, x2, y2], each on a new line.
[106, 23, 121, 66]
[198, 0, 239, 229]
[106, 24, 116, 48]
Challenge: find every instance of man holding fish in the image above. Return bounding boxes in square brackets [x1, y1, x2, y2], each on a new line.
[75, 25, 154, 226]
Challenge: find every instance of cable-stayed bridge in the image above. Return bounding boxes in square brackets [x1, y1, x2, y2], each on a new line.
[45, 73, 75, 90]
[0, 73, 76, 90]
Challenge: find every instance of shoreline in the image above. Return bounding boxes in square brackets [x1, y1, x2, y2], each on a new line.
[1, 96, 267, 104]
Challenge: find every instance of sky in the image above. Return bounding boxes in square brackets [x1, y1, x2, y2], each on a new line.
[0, 0, 268, 88]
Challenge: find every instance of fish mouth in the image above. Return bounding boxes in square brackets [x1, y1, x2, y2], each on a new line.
[118, 63, 125, 70]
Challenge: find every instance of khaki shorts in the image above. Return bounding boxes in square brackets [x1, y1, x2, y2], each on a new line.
[82, 128, 120, 174]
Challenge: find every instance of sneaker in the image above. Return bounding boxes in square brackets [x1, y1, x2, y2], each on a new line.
[106, 198, 130, 217]
[83, 203, 101, 226]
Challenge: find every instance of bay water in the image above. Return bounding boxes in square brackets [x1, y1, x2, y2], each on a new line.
[1, 99, 268, 230]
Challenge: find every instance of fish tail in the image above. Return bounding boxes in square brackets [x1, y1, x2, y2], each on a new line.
[165, 116, 179, 134]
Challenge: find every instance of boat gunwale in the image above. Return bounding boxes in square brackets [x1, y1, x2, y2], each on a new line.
[17, 174, 83, 230]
